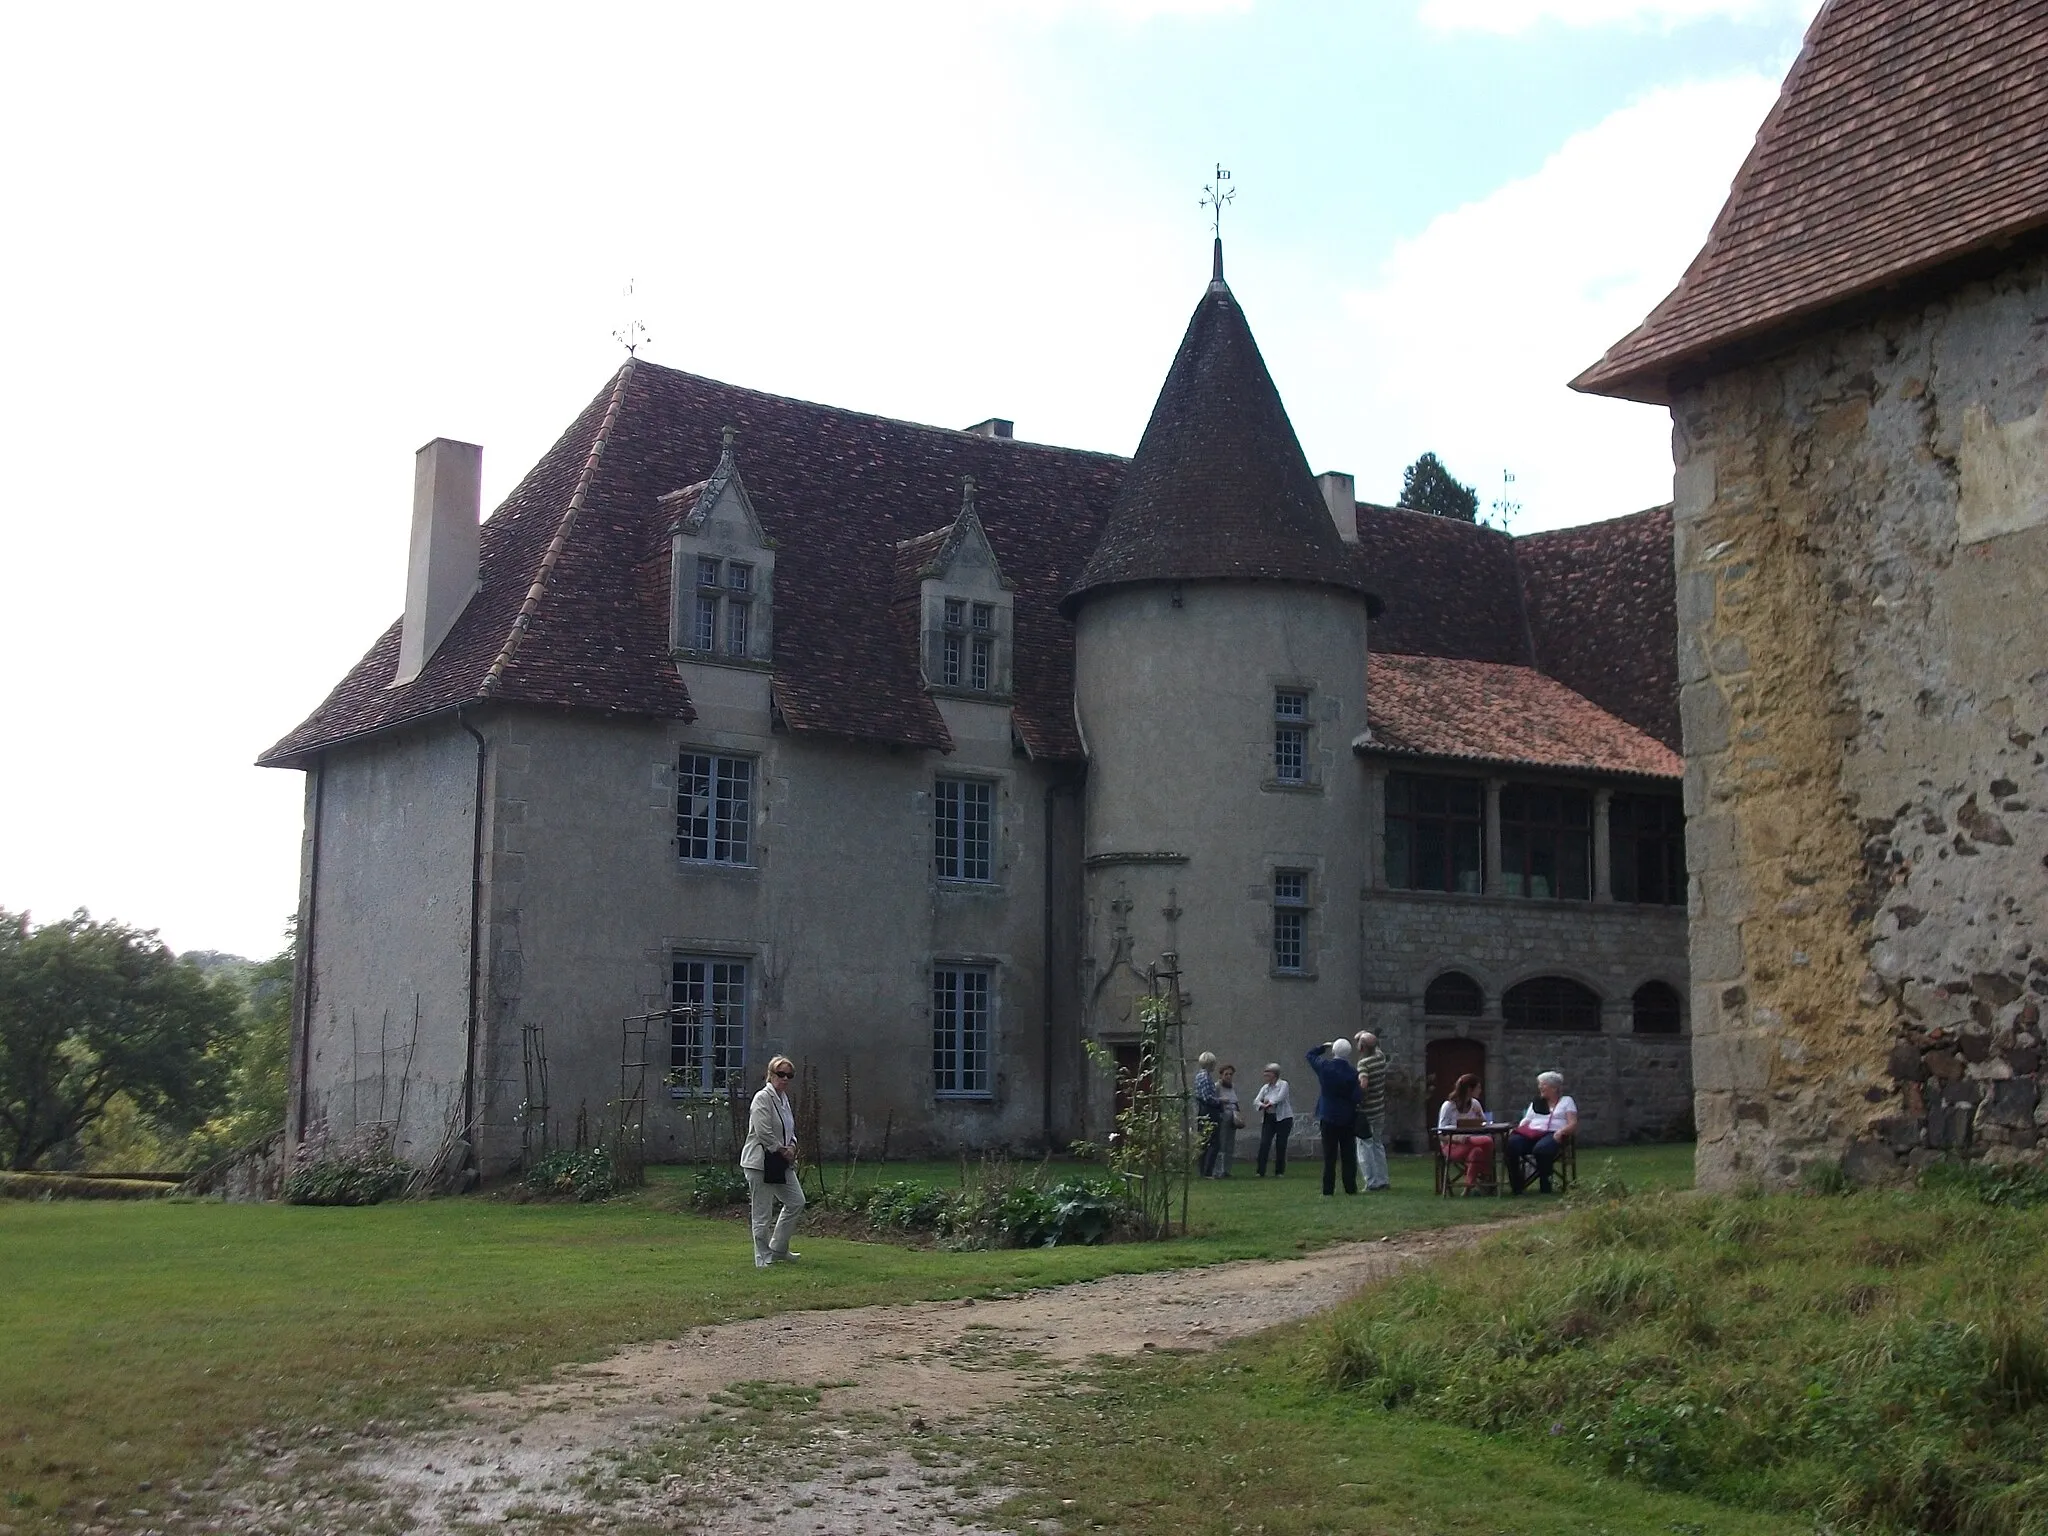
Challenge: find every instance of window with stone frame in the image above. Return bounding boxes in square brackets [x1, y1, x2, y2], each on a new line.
[1272, 869, 1309, 973]
[1499, 784, 1592, 900]
[670, 956, 748, 1092]
[1385, 773, 1483, 893]
[932, 965, 992, 1097]
[1423, 970, 1484, 1016]
[1611, 793, 1686, 905]
[933, 777, 994, 882]
[1273, 690, 1309, 784]
[1632, 980, 1683, 1034]
[1502, 975, 1602, 1031]
[678, 752, 753, 865]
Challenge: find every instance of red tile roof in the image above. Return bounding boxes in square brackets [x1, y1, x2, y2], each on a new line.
[1576, 0, 2048, 403]
[1351, 503, 1530, 665]
[1364, 653, 1681, 779]
[1065, 248, 1370, 615]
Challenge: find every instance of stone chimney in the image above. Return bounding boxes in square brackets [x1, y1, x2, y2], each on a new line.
[1317, 470, 1358, 544]
[391, 438, 482, 687]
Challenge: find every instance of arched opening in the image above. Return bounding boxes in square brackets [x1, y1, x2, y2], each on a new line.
[1632, 980, 1683, 1035]
[1502, 976, 1602, 1032]
[1423, 970, 1484, 1017]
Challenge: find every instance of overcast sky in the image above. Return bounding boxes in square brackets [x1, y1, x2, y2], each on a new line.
[0, 0, 1820, 958]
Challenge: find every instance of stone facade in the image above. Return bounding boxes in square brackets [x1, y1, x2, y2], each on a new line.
[1672, 248, 2048, 1188]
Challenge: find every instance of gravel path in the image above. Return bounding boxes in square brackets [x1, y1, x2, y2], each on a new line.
[192, 1226, 1489, 1536]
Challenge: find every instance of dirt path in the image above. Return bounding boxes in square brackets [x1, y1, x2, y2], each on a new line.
[204, 1227, 1489, 1536]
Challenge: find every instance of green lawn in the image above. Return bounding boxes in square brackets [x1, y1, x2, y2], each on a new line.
[0, 1145, 1693, 1530]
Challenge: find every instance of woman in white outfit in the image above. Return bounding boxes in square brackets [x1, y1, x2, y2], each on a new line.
[741, 1055, 804, 1267]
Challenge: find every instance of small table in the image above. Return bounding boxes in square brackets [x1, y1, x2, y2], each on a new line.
[1435, 1123, 1514, 1197]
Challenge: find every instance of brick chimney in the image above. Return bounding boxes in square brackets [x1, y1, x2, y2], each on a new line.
[1317, 470, 1358, 543]
[391, 438, 482, 687]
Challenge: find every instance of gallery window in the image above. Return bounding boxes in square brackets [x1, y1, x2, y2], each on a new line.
[669, 956, 748, 1093]
[678, 752, 753, 865]
[1272, 869, 1309, 974]
[1423, 970, 1484, 1016]
[934, 778, 994, 882]
[1632, 980, 1683, 1035]
[1385, 773, 1483, 893]
[1502, 976, 1602, 1032]
[932, 965, 992, 1097]
[1500, 785, 1592, 900]
[684, 555, 766, 662]
[1611, 794, 1686, 905]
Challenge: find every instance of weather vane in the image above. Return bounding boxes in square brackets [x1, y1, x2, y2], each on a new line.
[1200, 163, 1235, 239]
[612, 277, 651, 357]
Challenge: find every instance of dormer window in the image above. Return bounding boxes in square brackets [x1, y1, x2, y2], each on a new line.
[666, 428, 775, 668]
[902, 475, 1017, 700]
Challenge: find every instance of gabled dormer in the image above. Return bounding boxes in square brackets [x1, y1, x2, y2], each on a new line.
[897, 476, 1016, 699]
[663, 427, 774, 668]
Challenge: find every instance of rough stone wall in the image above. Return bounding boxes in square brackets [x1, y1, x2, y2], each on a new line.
[1358, 890, 1691, 1149]
[1673, 248, 2048, 1188]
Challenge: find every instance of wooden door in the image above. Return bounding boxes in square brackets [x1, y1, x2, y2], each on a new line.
[1424, 1038, 1486, 1129]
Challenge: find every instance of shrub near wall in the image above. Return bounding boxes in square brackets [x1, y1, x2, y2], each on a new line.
[1311, 1182, 2048, 1534]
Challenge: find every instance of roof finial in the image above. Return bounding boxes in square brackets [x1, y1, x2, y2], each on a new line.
[612, 276, 652, 356]
[718, 425, 737, 467]
[961, 473, 977, 517]
[1201, 163, 1234, 287]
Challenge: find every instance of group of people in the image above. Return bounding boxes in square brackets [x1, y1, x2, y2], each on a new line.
[1437, 1069, 1578, 1195]
[739, 1044, 1585, 1269]
[1194, 1032, 1394, 1195]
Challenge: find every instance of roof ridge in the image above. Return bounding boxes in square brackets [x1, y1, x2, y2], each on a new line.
[633, 358, 1128, 464]
[481, 359, 638, 696]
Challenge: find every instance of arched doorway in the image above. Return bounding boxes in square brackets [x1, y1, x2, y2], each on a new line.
[1424, 1037, 1486, 1130]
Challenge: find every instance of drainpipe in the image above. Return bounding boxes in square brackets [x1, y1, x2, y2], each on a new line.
[1042, 785, 1056, 1146]
[291, 758, 325, 1147]
[458, 710, 488, 1180]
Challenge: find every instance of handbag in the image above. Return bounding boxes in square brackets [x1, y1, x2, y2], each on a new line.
[761, 1149, 789, 1186]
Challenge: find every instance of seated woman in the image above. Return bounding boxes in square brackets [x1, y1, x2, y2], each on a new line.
[1507, 1070, 1578, 1194]
[1435, 1073, 1493, 1194]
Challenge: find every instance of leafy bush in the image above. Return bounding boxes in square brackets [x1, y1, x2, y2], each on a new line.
[282, 1128, 411, 1207]
[864, 1179, 953, 1230]
[689, 1162, 750, 1210]
[525, 1148, 631, 1202]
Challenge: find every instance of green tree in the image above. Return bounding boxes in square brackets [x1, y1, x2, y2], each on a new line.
[189, 927, 294, 1160]
[1398, 451, 1480, 521]
[0, 909, 242, 1170]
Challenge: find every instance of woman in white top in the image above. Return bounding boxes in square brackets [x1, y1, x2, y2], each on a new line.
[1253, 1064, 1293, 1177]
[1507, 1070, 1578, 1195]
[740, 1055, 804, 1266]
[1436, 1073, 1493, 1194]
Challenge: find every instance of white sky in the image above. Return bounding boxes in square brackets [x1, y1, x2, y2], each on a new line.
[0, 0, 1816, 957]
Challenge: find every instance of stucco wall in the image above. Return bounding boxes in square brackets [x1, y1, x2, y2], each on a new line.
[1073, 580, 1370, 1133]
[295, 723, 477, 1167]
[467, 670, 1075, 1174]
[1673, 248, 2048, 1188]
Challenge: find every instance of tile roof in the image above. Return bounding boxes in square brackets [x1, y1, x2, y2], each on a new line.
[1575, 0, 2048, 403]
[1517, 504, 1679, 751]
[261, 362, 1126, 767]
[1350, 503, 1531, 665]
[1364, 653, 1682, 780]
[1064, 244, 1370, 615]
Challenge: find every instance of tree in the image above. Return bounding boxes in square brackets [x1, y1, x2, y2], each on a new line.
[0, 909, 242, 1170]
[1398, 452, 1480, 522]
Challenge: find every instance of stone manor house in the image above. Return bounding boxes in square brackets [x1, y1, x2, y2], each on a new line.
[263, 245, 1692, 1178]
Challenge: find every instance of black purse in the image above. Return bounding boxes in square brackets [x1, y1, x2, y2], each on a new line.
[761, 1150, 789, 1186]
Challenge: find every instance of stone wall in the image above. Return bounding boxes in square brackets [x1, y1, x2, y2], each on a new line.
[1358, 886, 1691, 1149]
[1672, 248, 2048, 1188]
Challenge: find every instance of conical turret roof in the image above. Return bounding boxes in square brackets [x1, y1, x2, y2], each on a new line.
[1063, 245, 1366, 615]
